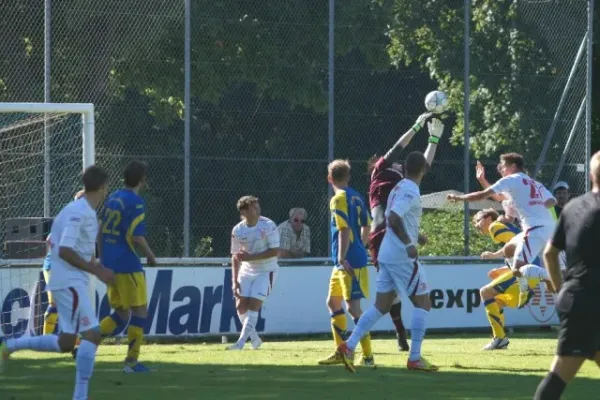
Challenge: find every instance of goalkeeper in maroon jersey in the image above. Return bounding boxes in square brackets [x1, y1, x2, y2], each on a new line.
[367, 111, 443, 351]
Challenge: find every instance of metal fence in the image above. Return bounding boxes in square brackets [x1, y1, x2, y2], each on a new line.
[0, 0, 594, 257]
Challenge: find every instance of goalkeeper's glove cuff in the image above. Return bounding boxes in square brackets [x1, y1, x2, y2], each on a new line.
[428, 136, 440, 144]
[412, 123, 422, 132]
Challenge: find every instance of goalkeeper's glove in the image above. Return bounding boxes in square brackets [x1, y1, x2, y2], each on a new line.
[427, 118, 444, 144]
[411, 112, 433, 133]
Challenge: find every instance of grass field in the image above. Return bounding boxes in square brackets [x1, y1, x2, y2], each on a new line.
[1, 333, 599, 400]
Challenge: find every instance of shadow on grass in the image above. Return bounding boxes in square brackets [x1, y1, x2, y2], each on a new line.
[1, 356, 598, 400]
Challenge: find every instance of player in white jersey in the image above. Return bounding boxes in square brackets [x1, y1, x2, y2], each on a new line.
[1, 166, 114, 400]
[337, 149, 442, 373]
[448, 153, 556, 308]
[227, 195, 280, 350]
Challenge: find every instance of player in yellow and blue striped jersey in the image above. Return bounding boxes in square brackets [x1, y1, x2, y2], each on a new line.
[97, 161, 156, 373]
[318, 159, 375, 367]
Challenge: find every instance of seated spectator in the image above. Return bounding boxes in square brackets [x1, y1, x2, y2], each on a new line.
[278, 208, 310, 258]
[552, 181, 570, 217]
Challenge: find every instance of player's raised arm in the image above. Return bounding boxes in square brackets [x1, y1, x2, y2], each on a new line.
[382, 112, 432, 165]
[423, 118, 444, 168]
[476, 161, 506, 202]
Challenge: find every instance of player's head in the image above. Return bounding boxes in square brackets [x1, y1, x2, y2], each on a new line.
[590, 150, 600, 190]
[237, 195, 260, 220]
[473, 208, 498, 234]
[82, 165, 109, 199]
[124, 160, 148, 190]
[552, 181, 570, 207]
[404, 151, 427, 181]
[367, 155, 403, 179]
[498, 153, 525, 177]
[328, 159, 351, 186]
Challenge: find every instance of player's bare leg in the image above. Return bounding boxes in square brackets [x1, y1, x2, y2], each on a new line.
[235, 297, 262, 349]
[389, 297, 409, 351]
[346, 299, 375, 367]
[228, 297, 262, 350]
[479, 285, 509, 350]
[406, 294, 438, 372]
[319, 295, 346, 365]
[534, 355, 587, 399]
[337, 291, 395, 373]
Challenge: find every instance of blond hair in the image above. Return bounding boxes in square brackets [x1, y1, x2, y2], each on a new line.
[328, 159, 351, 183]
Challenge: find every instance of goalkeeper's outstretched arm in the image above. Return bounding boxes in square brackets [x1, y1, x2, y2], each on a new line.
[424, 118, 444, 168]
[382, 112, 432, 164]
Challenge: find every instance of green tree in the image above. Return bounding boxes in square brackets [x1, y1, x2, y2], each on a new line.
[384, 0, 560, 159]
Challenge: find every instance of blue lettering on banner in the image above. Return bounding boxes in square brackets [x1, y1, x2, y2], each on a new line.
[1, 268, 267, 337]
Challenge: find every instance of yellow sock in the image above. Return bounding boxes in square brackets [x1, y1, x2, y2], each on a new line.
[126, 316, 146, 362]
[330, 309, 347, 346]
[43, 305, 58, 335]
[484, 299, 505, 339]
[354, 317, 373, 357]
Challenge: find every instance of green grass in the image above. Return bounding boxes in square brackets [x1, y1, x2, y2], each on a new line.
[2, 333, 599, 399]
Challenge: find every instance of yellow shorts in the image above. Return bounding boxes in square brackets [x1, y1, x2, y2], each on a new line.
[107, 272, 147, 310]
[329, 267, 369, 301]
[42, 270, 53, 305]
[490, 272, 519, 309]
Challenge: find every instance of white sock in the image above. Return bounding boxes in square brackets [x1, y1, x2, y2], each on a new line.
[6, 334, 61, 353]
[238, 312, 247, 324]
[409, 308, 429, 361]
[346, 306, 382, 351]
[518, 276, 528, 291]
[237, 310, 258, 345]
[73, 340, 97, 400]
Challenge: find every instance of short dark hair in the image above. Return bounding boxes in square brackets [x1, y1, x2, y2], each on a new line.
[500, 153, 525, 171]
[82, 165, 108, 192]
[124, 161, 148, 188]
[405, 152, 427, 176]
[237, 195, 258, 212]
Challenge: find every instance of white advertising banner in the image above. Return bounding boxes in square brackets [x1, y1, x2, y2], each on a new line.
[0, 263, 558, 338]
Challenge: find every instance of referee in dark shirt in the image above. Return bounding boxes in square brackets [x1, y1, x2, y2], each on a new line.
[534, 152, 600, 400]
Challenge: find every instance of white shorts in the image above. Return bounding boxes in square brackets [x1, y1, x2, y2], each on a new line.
[53, 286, 98, 334]
[238, 271, 277, 302]
[377, 259, 429, 297]
[514, 225, 554, 265]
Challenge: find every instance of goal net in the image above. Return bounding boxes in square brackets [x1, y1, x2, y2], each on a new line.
[0, 103, 94, 340]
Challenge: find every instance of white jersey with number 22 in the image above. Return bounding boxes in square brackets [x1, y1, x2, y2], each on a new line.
[489, 172, 555, 230]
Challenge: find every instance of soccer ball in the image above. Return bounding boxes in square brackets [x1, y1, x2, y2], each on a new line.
[424, 90, 449, 114]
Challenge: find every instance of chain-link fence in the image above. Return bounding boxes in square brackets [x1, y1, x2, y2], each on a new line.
[0, 0, 593, 258]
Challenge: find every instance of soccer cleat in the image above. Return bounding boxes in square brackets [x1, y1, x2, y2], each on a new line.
[517, 289, 534, 309]
[336, 343, 356, 373]
[361, 355, 376, 368]
[397, 331, 410, 352]
[407, 357, 439, 372]
[483, 337, 510, 350]
[123, 362, 151, 373]
[317, 351, 343, 365]
[226, 342, 245, 351]
[250, 335, 263, 350]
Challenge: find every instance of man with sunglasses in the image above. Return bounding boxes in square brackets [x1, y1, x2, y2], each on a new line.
[448, 153, 557, 309]
[278, 208, 311, 258]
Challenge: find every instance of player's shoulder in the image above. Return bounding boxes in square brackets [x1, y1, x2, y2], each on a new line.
[258, 216, 277, 229]
[330, 191, 348, 208]
[231, 219, 246, 235]
[489, 220, 506, 233]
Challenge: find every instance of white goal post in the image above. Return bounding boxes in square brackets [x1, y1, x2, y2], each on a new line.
[0, 102, 95, 339]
